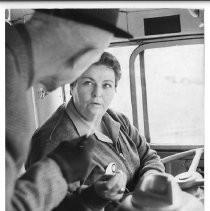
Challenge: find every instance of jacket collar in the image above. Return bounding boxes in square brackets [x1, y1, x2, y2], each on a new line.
[66, 99, 120, 144]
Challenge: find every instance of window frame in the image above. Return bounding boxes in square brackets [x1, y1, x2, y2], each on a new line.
[129, 34, 204, 150]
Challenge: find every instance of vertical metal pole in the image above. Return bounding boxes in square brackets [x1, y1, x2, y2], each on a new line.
[139, 51, 150, 143]
[129, 53, 139, 129]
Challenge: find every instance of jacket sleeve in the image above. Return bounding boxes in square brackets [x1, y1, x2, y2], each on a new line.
[6, 151, 68, 211]
[120, 113, 165, 178]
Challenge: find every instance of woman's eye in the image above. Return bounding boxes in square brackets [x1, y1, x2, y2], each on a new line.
[83, 81, 93, 86]
[103, 83, 112, 89]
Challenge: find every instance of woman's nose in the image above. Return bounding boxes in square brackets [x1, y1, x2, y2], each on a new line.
[92, 85, 102, 97]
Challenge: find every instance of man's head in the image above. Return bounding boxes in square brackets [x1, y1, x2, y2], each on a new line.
[36, 9, 132, 39]
[29, 9, 132, 91]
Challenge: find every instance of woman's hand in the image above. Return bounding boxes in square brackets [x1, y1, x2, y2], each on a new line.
[94, 170, 127, 201]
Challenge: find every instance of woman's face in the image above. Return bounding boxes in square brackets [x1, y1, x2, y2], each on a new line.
[71, 64, 116, 121]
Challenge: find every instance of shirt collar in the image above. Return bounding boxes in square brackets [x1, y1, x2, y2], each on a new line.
[66, 99, 121, 144]
[66, 99, 91, 137]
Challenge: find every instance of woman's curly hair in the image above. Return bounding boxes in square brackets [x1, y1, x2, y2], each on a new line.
[70, 52, 121, 90]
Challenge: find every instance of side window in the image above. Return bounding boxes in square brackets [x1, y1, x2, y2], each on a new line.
[135, 44, 204, 146]
[106, 45, 138, 123]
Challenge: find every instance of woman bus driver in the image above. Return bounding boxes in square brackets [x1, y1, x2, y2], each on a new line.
[26, 52, 165, 210]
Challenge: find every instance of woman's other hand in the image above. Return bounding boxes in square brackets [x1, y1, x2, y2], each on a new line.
[94, 170, 127, 201]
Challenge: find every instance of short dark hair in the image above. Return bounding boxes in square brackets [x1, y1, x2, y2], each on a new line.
[95, 52, 121, 86]
[70, 52, 121, 89]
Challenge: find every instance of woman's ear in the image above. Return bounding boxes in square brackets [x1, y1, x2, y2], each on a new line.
[70, 81, 77, 96]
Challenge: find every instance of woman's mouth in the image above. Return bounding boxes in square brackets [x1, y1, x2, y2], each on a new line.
[90, 102, 102, 106]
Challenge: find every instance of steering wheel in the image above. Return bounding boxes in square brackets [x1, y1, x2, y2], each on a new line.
[115, 173, 204, 211]
[115, 148, 204, 211]
[161, 148, 204, 189]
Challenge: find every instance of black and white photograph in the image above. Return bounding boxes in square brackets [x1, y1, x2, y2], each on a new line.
[2, 2, 209, 211]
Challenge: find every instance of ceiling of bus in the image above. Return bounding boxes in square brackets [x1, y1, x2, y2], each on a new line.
[6, 8, 204, 42]
[113, 8, 204, 42]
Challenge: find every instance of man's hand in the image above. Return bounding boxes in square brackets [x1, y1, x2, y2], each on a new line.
[48, 135, 95, 183]
[94, 170, 127, 201]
